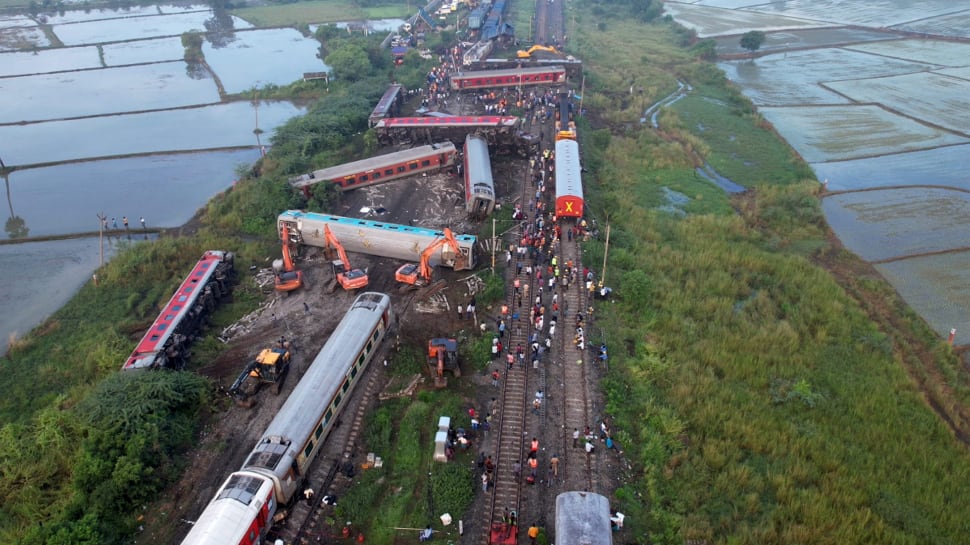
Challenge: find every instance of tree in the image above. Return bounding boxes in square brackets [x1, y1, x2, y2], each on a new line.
[325, 43, 370, 83]
[739, 30, 766, 53]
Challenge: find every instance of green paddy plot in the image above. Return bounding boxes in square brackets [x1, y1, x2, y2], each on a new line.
[826, 72, 970, 136]
[893, 10, 970, 39]
[760, 105, 968, 162]
[821, 187, 970, 262]
[745, 0, 964, 29]
[844, 38, 970, 67]
[661, 2, 826, 38]
[717, 48, 932, 106]
[876, 251, 970, 345]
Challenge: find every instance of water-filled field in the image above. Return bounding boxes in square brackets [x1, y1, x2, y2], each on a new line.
[203, 28, 330, 93]
[822, 188, 970, 262]
[876, 252, 970, 345]
[717, 48, 931, 106]
[0, 101, 303, 166]
[844, 39, 970, 67]
[760, 105, 968, 162]
[712, 27, 895, 57]
[0, 45, 101, 76]
[812, 145, 970, 192]
[825, 72, 970, 135]
[53, 11, 252, 46]
[0, 62, 222, 123]
[661, 2, 824, 37]
[740, 0, 965, 29]
[102, 36, 185, 65]
[894, 10, 970, 38]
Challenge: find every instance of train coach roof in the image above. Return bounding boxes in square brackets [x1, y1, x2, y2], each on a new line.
[289, 142, 456, 188]
[279, 210, 478, 243]
[450, 65, 565, 79]
[377, 115, 519, 127]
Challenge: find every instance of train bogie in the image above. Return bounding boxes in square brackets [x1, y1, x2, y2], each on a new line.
[278, 211, 478, 271]
[464, 134, 495, 217]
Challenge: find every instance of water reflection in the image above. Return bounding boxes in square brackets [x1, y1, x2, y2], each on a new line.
[3, 171, 29, 239]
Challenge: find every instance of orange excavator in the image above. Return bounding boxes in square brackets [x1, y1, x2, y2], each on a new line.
[323, 224, 369, 291]
[428, 338, 459, 388]
[274, 224, 303, 293]
[395, 228, 467, 286]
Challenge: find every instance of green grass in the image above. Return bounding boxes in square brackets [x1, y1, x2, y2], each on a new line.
[232, 1, 410, 27]
[569, 5, 970, 545]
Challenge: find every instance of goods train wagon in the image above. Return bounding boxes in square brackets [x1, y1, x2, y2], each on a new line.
[278, 210, 478, 271]
[180, 292, 393, 545]
[448, 65, 566, 91]
[554, 138, 584, 218]
[288, 142, 457, 196]
[123, 250, 235, 370]
[368, 83, 405, 127]
[374, 115, 536, 157]
[555, 491, 613, 545]
[464, 134, 495, 217]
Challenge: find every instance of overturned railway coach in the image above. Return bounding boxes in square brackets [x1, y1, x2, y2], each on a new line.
[464, 134, 495, 217]
[448, 65, 566, 91]
[180, 292, 393, 545]
[122, 250, 234, 370]
[278, 210, 478, 271]
[288, 142, 457, 197]
[374, 115, 536, 156]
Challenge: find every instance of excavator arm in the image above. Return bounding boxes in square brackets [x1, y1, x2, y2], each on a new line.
[397, 228, 467, 286]
[323, 225, 369, 290]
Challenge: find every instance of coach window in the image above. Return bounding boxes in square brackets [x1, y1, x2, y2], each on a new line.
[360, 174, 369, 182]
[421, 160, 431, 167]
[335, 392, 343, 406]
[385, 168, 394, 176]
[409, 162, 418, 170]
[304, 441, 314, 458]
[342, 379, 350, 393]
[372, 171, 380, 180]
[397, 166, 407, 173]
[324, 408, 333, 424]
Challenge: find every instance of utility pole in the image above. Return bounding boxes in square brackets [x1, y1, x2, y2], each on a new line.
[491, 216, 497, 272]
[96, 211, 107, 268]
[600, 221, 610, 289]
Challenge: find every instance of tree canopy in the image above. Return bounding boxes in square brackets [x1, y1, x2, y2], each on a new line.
[740, 30, 766, 53]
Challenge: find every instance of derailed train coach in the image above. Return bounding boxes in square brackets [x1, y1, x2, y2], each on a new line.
[278, 210, 478, 271]
[180, 292, 393, 545]
[464, 134, 495, 217]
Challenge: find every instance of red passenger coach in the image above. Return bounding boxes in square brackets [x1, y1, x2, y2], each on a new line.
[123, 250, 235, 370]
[289, 142, 458, 197]
[554, 138, 584, 219]
[449, 65, 567, 91]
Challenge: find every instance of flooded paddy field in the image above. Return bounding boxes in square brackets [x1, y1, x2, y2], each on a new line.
[717, 48, 932, 106]
[843, 39, 970, 67]
[812, 145, 970, 192]
[737, 0, 965, 29]
[0, 45, 102, 76]
[822, 188, 970, 262]
[825, 72, 970, 135]
[661, 2, 825, 37]
[103, 36, 185, 65]
[0, 101, 303, 166]
[202, 28, 329, 93]
[876, 252, 970, 346]
[53, 11, 251, 46]
[6, 150, 260, 237]
[0, 62, 221, 123]
[760, 105, 968, 162]
[665, 0, 970, 345]
[0, 237, 122, 353]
